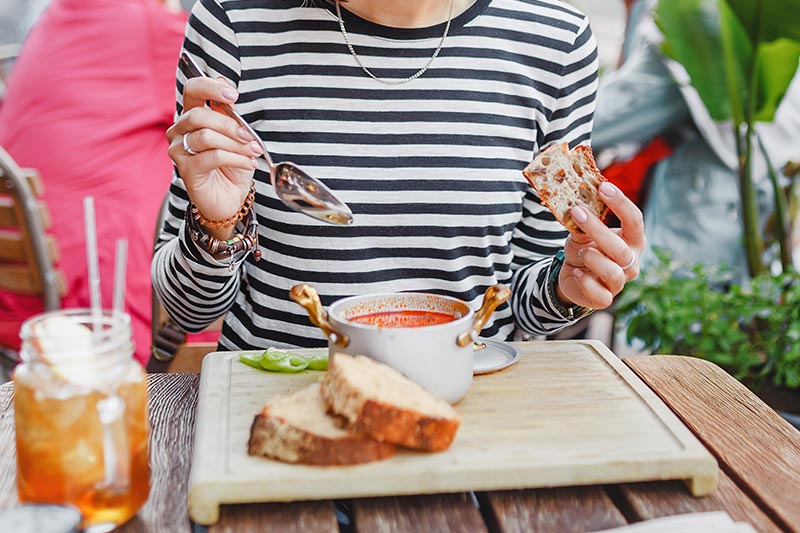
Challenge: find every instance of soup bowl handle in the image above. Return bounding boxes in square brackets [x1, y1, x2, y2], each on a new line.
[289, 284, 350, 348]
[456, 285, 512, 347]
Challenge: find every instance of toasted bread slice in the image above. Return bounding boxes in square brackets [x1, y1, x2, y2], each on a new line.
[248, 382, 396, 465]
[522, 143, 608, 233]
[321, 354, 461, 452]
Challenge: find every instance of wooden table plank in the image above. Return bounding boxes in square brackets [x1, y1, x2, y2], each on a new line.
[131, 374, 338, 533]
[480, 486, 628, 533]
[613, 470, 784, 533]
[209, 501, 338, 533]
[0, 383, 16, 510]
[625, 356, 800, 532]
[351, 493, 487, 533]
[0, 376, 203, 532]
[2, 355, 797, 533]
[0, 375, 362, 533]
[120, 373, 200, 533]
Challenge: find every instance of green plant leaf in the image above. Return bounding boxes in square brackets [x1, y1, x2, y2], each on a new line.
[657, 0, 750, 121]
[784, 367, 800, 389]
[657, 0, 800, 124]
[617, 253, 800, 390]
[754, 38, 800, 121]
[725, 0, 800, 43]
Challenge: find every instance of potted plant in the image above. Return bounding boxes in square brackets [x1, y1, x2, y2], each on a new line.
[616, 0, 800, 422]
[616, 248, 800, 421]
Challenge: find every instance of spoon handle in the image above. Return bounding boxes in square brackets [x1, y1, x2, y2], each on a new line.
[178, 52, 275, 168]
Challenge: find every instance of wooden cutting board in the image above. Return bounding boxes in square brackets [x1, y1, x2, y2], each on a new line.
[188, 341, 718, 525]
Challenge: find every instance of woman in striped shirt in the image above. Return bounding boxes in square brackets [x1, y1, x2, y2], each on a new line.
[153, 0, 645, 352]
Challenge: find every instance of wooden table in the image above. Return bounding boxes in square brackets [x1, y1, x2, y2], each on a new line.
[0, 355, 798, 532]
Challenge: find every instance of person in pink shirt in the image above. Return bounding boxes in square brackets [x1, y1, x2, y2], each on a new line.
[0, 0, 188, 365]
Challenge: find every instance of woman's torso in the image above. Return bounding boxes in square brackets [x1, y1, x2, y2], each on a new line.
[165, 0, 594, 349]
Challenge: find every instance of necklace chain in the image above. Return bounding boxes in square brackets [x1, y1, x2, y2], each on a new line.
[335, 0, 455, 85]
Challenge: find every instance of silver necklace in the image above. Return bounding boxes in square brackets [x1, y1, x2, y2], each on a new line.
[335, 0, 455, 85]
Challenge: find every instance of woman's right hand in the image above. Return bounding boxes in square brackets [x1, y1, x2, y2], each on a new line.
[166, 77, 262, 240]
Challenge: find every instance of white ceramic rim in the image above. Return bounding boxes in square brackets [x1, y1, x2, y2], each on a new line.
[327, 292, 474, 332]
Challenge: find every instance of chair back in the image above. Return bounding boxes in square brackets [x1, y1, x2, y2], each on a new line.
[0, 147, 65, 309]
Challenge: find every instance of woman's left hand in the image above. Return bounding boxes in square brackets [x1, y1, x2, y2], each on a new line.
[556, 181, 646, 311]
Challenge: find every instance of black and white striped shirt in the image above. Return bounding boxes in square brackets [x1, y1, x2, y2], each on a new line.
[152, 0, 599, 351]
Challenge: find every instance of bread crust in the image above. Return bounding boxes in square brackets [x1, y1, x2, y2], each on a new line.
[247, 383, 395, 466]
[354, 399, 460, 452]
[248, 406, 396, 466]
[248, 354, 462, 465]
[321, 356, 461, 452]
[522, 142, 608, 233]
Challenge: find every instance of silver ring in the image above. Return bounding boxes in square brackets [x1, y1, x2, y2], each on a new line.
[622, 251, 637, 270]
[182, 132, 198, 155]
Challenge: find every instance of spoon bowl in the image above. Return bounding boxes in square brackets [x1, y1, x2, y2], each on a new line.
[179, 52, 353, 226]
[272, 163, 355, 225]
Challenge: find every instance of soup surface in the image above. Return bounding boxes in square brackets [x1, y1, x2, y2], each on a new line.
[349, 310, 455, 328]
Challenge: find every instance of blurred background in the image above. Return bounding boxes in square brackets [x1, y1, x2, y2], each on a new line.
[0, 0, 628, 70]
[570, 0, 627, 69]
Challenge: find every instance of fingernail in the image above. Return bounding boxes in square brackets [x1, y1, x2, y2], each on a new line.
[222, 88, 239, 102]
[250, 141, 263, 154]
[237, 127, 253, 141]
[251, 158, 259, 168]
[572, 206, 588, 223]
[599, 182, 617, 198]
[573, 268, 584, 279]
[577, 248, 586, 261]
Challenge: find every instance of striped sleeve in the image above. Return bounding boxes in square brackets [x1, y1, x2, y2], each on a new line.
[542, 17, 600, 149]
[511, 16, 599, 336]
[151, 0, 244, 333]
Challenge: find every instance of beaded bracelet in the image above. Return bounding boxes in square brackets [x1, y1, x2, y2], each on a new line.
[185, 201, 261, 271]
[194, 185, 256, 230]
[548, 250, 592, 320]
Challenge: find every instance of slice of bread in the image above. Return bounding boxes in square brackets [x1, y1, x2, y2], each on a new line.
[522, 143, 608, 233]
[320, 354, 461, 452]
[248, 382, 396, 465]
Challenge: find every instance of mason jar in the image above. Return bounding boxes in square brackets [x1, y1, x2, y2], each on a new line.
[14, 309, 150, 532]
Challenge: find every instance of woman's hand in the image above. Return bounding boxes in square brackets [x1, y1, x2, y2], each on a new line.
[166, 77, 262, 240]
[556, 181, 646, 311]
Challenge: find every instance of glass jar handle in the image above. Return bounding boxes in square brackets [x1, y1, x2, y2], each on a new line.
[97, 394, 130, 492]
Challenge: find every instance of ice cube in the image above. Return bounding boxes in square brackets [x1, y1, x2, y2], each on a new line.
[61, 438, 104, 493]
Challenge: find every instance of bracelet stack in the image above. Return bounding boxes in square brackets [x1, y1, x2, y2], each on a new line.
[194, 186, 256, 230]
[185, 187, 261, 270]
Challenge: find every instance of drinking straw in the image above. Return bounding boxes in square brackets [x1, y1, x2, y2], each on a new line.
[83, 197, 102, 336]
[112, 239, 128, 317]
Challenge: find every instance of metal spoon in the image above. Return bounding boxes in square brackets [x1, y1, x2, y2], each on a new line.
[178, 52, 353, 226]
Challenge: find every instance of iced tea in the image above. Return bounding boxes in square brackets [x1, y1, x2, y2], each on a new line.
[14, 310, 150, 531]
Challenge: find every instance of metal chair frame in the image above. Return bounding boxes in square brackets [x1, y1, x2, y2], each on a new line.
[0, 147, 61, 310]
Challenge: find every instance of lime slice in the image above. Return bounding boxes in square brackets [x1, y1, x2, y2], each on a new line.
[238, 352, 265, 369]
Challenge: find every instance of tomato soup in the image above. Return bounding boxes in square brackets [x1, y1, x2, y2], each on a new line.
[349, 310, 456, 328]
